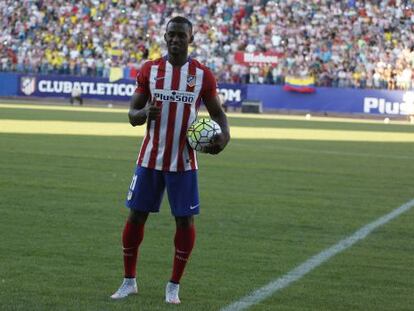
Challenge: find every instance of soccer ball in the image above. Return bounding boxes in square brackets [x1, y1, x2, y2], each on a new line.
[187, 118, 222, 152]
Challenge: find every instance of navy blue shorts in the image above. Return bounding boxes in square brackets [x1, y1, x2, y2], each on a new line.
[125, 166, 200, 217]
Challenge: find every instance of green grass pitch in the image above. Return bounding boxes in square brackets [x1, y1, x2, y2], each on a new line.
[0, 104, 414, 310]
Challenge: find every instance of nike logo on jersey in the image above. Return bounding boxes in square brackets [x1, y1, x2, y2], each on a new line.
[154, 76, 165, 81]
[190, 204, 200, 210]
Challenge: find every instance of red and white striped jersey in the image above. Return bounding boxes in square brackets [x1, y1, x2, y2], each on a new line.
[134, 56, 218, 172]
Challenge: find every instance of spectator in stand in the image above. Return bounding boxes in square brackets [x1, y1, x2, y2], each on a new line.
[1, 0, 414, 90]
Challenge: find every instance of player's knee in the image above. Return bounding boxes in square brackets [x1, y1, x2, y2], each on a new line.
[175, 216, 194, 228]
[128, 210, 149, 224]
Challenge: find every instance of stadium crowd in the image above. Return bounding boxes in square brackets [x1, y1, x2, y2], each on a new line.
[1, 0, 414, 89]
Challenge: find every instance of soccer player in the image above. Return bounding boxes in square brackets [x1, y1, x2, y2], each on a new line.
[110, 16, 230, 304]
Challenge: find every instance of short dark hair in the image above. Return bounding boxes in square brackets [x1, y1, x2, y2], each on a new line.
[166, 16, 193, 33]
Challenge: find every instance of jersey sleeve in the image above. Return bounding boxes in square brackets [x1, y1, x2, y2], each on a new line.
[200, 67, 218, 101]
[135, 62, 150, 96]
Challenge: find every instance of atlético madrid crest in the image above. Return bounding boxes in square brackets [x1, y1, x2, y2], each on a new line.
[20, 76, 36, 96]
[187, 75, 196, 87]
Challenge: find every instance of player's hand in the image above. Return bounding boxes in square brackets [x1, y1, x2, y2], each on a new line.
[146, 97, 161, 120]
[203, 132, 229, 155]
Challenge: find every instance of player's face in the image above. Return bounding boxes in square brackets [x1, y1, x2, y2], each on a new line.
[164, 22, 193, 56]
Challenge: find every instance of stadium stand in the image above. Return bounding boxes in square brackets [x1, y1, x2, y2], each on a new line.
[1, 0, 414, 89]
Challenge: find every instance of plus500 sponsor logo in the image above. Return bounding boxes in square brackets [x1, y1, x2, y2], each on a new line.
[153, 90, 195, 103]
[364, 92, 414, 115]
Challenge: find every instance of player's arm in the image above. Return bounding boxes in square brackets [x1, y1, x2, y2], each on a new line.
[203, 94, 230, 154]
[128, 92, 150, 126]
[128, 94, 161, 126]
[128, 62, 160, 126]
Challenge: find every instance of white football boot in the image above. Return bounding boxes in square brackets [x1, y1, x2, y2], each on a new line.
[110, 278, 138, 299]
[165, 281, 181, 304]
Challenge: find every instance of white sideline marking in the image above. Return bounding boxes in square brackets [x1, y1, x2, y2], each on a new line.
[221, 199, 414, 311]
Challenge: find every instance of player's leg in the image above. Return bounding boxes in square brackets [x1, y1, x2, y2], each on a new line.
[111, 210, 148, 299]
[171, 216, 195, 283]
[122, 210, 148, 280]
[111, 166, 165, 300]
[164, 170, 199, 304]
[165, 216, 196, 304]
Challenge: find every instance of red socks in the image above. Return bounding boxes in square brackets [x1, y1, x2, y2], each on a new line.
[170, 225, 196, 283]
[121, 221, 195, 283]
[122, 221, 145, 278]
